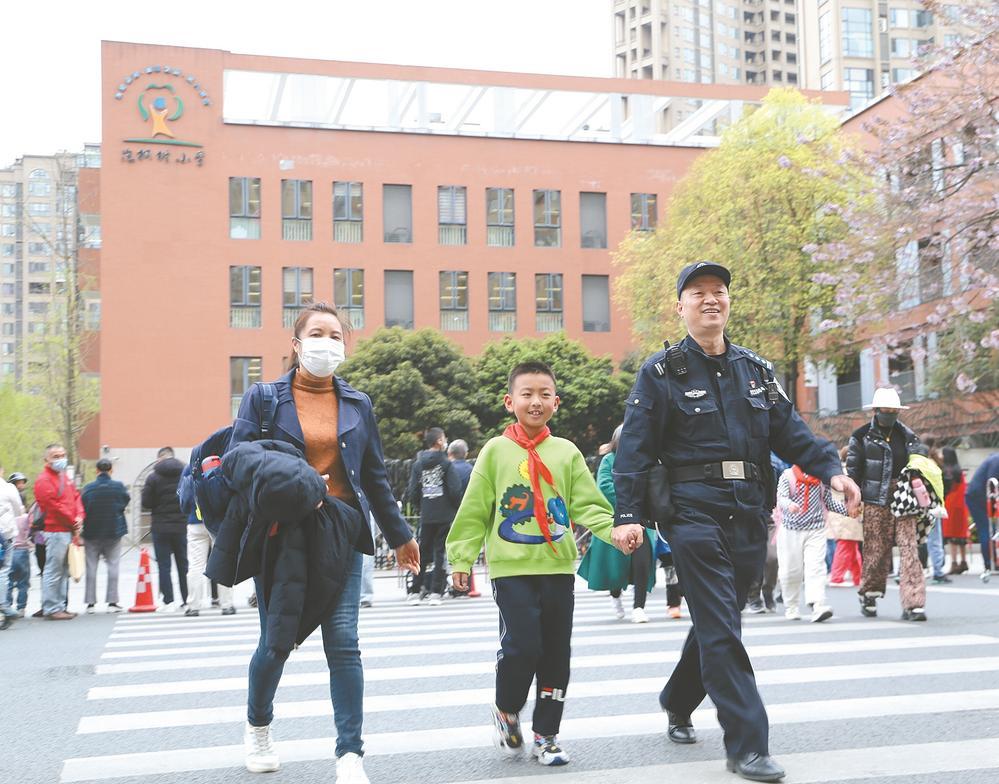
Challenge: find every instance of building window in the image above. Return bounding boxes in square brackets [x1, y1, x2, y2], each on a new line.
[281, 179, 312, 241]
[27, 202, 50, 215]
[579, 192, 607, 249]
[533, 190, 561, 247]
[228, 178, 261, 240]
[384, 270, 414, 328]
[892, 68, 917, 82]
[889, 346, 917, 404]
[439, 270, 469, 331]
[818, 12, 832, 64]
[230, 356, 263, 418]
[438, 186, 467, 246]
[28, 262, 48, 274]
[917, 237, 944, 303]
[488, 271, 517, 332]
[383, 184, 412, 243]
[333, 181, 363, 244]
[229, 265, 262, 328]
[1, 184, 16, 198]
[535, 273, 564, 333]
[333, 268, 365, 331]
[891, 37, 914, 57]
[28, 182, 50, 197]
[835, 354, 862, 412]
[486, 187, 514, 247]
[282, 267, 313, 327]
[843, 67, 874, 109]
[631, 193, 657, 231]
[889, 8, 911, 28]
[80, 214, 101, 248]
[83, 295, 101, 331]
[28, 282, 50, 295]
[841, 8, 873, 57]
[582, 274, 611, 332]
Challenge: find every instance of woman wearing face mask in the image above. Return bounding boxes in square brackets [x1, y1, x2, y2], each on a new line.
[846, 388, 924, 621]
[229, 302, 420, 783]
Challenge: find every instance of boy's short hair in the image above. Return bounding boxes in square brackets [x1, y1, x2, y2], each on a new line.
[423, 427, 445, 449]
[157, 447, 175, 459]
[508, 361, 557, 393]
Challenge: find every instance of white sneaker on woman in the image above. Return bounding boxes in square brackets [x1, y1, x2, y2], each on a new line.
[336, 752, 370, 783]
[244, 722, 279, 773]
[631, 607, 649, 624]
[611, 595, 625, 620]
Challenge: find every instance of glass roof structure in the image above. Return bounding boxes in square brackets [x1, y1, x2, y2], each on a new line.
[222, 69, 800, 148]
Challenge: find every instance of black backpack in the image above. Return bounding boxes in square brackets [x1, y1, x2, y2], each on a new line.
[186, 383, 277, 533]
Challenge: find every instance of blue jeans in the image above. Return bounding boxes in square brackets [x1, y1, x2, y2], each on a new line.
[41, 532, 72, 615]
[6, 548, 31, 610]
[927, 519, 945, 577]
[0, 539, 16, 617]
[247, 549, 364, 757]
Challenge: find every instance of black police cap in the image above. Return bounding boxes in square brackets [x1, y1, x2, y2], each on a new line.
[676, 261, 731, 299]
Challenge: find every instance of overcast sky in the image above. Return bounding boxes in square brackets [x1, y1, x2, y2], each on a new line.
[0, 0, 612, 167]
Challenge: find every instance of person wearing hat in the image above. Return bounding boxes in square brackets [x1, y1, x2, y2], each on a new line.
[846, 387, 924, 620]
[612, 262, 861, 782]
[80, 457, 131, 613]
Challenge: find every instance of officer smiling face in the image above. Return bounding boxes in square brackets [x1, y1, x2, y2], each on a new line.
[676, 274, 731, 352]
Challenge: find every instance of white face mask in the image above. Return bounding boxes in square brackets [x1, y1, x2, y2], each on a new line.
[297, 337, 345, 378]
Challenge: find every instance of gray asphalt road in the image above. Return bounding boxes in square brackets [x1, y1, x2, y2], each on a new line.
[6, 549, 999, 784]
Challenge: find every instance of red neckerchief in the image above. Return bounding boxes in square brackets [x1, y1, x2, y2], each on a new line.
[503, 423, 560, 553]
[792, 465, 821, 513]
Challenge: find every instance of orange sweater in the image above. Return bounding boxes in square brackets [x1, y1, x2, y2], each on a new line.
[291, 371, 356, 504]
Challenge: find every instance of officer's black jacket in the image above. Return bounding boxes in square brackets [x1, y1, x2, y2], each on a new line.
[614, 335, 842, 525]
[206, 440, 365, 655]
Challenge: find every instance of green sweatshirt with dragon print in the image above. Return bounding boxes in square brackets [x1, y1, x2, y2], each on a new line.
[445, 434, 615, 579]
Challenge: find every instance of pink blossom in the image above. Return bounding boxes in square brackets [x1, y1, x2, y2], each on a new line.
[956, 373, 977, 394]
[981, 330, 999, 350]
[969, 310, 987, 323]
[777, 155, 793, 169]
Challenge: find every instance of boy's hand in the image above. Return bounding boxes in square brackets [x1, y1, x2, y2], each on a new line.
[452, 572, 469, 592]
[787, 502, 802, 515]
[612, 524, 645, 555]
[395, 540, 420, 574]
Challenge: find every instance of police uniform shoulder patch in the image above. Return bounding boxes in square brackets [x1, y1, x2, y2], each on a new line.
[732, 344, 774, 372]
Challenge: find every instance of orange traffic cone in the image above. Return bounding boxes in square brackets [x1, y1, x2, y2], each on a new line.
[468, 554, 483, 598]
[129, 548, 157, 613]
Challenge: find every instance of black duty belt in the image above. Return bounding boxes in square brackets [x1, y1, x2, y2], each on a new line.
[669, 461, 763, 483]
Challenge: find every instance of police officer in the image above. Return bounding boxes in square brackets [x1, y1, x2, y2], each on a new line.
[611, 261, 861, 782]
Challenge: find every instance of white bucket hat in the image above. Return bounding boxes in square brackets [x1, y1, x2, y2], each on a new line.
[863, 387, 910, 410]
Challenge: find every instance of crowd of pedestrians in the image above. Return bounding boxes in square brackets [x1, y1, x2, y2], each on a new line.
[1, 280, 998, 784]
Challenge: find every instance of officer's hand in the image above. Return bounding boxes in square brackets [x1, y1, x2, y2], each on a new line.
[452, 572, 469, 592]
[830, 475, 862, 517]
[612, 524, 645, 555]
[395, 539, 420, 574]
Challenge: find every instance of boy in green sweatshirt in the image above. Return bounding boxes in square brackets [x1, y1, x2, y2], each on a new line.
[447, 361, 641, 766]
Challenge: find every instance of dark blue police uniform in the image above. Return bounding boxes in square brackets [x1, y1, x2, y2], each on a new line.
[614, 334, 841, 760]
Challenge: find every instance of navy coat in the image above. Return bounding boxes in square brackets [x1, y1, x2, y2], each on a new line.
[230, 369, 413, 553]
[81, 473, 130, 540]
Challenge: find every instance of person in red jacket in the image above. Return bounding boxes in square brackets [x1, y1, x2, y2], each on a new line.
[33, 444, 84, 620]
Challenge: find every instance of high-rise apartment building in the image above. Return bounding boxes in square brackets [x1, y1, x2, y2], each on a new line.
[0, 147, 101, 386]
[799, 1, 967, 110]
[613, 0, 802, 89]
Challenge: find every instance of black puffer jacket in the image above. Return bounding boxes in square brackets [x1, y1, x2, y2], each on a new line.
[206, 440, 365, 656]
[141, 458, 187, 534]
[846, 420, 921, 506]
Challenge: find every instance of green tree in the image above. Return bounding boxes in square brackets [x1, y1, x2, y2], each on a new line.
[0, 385, 59, 481]
[337, 327, 481, 458]
[614, 89, 878, 403]
[471, 333, 630, 456]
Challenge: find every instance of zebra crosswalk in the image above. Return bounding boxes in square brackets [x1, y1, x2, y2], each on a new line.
[59, 579, 999, 783]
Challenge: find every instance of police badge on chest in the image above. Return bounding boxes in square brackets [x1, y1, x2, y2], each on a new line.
[748, 380, 765, 396]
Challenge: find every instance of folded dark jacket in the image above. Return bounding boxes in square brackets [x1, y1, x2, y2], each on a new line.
[206, 440, 365, 655]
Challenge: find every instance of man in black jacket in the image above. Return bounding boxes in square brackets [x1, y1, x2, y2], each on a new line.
[141, 447, 189, 611]
[406, 427, 462, 606]
[81, 458, 130, 613]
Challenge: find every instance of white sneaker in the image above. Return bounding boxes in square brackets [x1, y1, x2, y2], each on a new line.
[158, 602, 175, 614]
[785, 606, 801, 621]
[406, 592, 422, 605]
[335, 752, 370, 783]
[532, 734, 570, 766]
[107, 603, 123, 614]
[86, 604, 96, 615]
[631, 607, 649, 624]
[244, 722, 279, 773]
[611, 595, 625, 620]
[426, 593, 443, 606]
[810, 604, 833, 623]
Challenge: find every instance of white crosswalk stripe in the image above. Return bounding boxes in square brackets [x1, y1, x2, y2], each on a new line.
[60, 583, 999, 783]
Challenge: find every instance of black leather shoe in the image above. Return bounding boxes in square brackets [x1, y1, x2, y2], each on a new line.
[666, 711, 697, 744]
[726, 753, 786, 782]
[859, 595, 877, 617]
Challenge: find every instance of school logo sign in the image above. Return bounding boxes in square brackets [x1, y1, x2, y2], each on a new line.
[114, 65, 210, 164]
